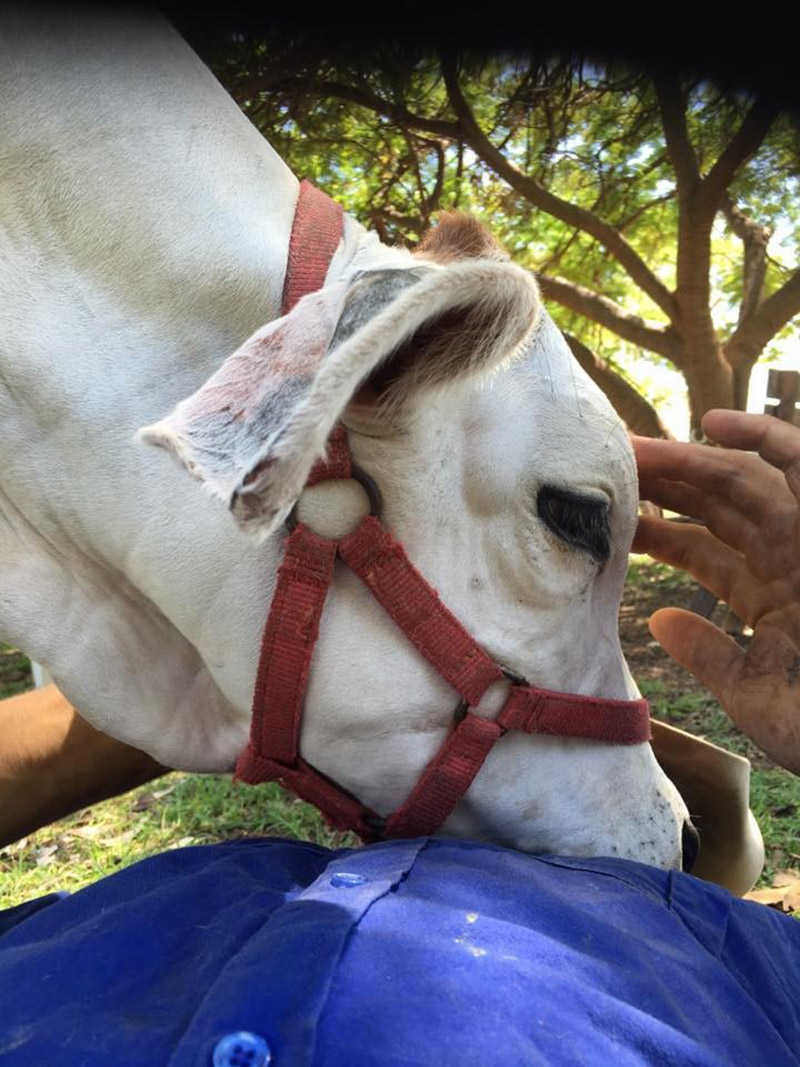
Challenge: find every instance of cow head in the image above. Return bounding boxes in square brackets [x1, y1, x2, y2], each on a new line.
[141, 214, 691, 869]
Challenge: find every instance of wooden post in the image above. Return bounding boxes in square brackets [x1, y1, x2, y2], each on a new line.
[768, 369, 797, 426]
[764, 369, 800, 425]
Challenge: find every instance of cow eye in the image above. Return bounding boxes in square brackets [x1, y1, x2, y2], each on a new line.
[537, 486, 611, 563]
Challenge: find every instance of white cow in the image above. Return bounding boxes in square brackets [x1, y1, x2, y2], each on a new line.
[0, 8, 695, 868]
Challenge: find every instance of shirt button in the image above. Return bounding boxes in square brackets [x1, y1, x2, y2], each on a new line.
[212, 1031, 271, 1067]
[330, 871, 368, 888]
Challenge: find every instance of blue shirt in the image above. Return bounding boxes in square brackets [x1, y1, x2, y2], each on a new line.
[1, 836, 798, 1065]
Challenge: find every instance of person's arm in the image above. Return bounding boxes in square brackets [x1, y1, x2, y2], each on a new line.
[632, 410, 800, 775]
[0, 685, 165, 847]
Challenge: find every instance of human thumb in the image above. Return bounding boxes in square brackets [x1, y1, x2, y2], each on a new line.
[648, 607, 743, 711]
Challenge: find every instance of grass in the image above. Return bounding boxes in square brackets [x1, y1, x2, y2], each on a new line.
[1, 556, 798, 907]
[0, 642, 352, 908]
[0, 644, 35, 699]
[0, 772, 352, 909]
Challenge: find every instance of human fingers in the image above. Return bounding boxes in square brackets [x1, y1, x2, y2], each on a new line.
[634, 478, 761, 563]
[633, 434, 789, 516]
[632, 515, 768, 622]
[702, 410, 800, 501]
[634, 478, 791, 582]
[648, 607, 742, 711]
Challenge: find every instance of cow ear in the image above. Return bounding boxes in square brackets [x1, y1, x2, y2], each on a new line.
[415, 211, 508, 264]
[139, 256, 538, 540]
[139, 279, 350, 536]
[354, 212, 524, 406]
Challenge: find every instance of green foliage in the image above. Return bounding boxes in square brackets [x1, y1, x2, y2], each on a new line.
[0, 772, 351, 908]
[197, 34, 800, 430]
[626, 557, 693, 590]
[211, 41, 800, 296]
[0, 645, 32, 699]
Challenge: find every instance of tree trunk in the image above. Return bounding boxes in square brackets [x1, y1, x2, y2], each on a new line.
[682, 350, 735, 436]
[724, 336, 766, 412]
[731, 359, 756, 411]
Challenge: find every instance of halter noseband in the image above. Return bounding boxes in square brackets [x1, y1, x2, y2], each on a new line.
[234, 181, 651, 842]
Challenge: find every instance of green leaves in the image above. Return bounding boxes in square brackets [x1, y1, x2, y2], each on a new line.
[199, 34, 799, 432]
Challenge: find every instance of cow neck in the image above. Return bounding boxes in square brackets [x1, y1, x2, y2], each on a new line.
[234, 180, 651, 843]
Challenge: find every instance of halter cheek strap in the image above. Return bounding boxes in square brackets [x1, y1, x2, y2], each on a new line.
[234, 180, 651, 842]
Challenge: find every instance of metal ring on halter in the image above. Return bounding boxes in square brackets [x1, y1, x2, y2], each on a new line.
[499, 664, 529, 687]
[453, 699, 469, 725]
[452, 664, 529, 724]
[285, 463, 383, 532]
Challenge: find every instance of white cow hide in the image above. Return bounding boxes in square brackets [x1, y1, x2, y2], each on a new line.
[0, 8, 691, 868]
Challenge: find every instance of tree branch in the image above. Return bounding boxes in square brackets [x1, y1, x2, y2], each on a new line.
[653, 75, 701, 195]
[617, 190, 676, 234]
[536, 230, 581, 274]
[400, 128, 429, 221]
[438, 53, 679, 321]
[721, 195, 771, 324]
[270, 62, 681, 322]
[538, 275, 682, 363]
[269, 76, 462, 139]
[563, 333, 672, 438]
[368, 205, 425, 235]
[453, 141, 465, 208]
[419, 137, 446, 215]
[698, 97, 780, 213]
[725, 267, 800, 364]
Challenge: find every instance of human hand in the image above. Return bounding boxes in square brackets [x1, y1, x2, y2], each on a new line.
[632, 410, 800, 775]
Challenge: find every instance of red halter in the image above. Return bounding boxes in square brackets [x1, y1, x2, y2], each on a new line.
[234, 180, 651, 842]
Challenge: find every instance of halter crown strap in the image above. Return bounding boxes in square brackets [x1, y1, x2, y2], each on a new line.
[234, 181, 651, 843]
[282, 180, 344, 313]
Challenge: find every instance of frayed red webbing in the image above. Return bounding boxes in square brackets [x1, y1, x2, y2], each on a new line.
[239, 178, 653, 844]
[235, 524, 337, 776]
[307, 425, 351, 485]
[499, 686, 651, 744]
[339, 516, 504, 706]
[238, 751, 381, 838]
[382, 688, 649, 838]
[385, 712, 502, 839]
[281, 180, 344, 315]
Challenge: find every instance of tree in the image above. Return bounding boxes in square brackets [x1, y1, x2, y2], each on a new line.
[200, 33, 800, 437]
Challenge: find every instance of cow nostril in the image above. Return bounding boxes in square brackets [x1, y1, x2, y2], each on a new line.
[681, 820, 701, 873]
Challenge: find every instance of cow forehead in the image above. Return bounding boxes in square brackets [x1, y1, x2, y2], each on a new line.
[457, 312, 637, 517]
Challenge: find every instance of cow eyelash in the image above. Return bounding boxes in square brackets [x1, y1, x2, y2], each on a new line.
[537, 486, 611, 563]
